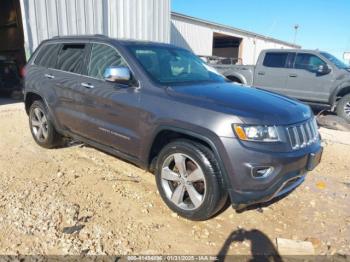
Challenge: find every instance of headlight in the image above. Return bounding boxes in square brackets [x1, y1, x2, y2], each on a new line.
[233, 124, 280, 142]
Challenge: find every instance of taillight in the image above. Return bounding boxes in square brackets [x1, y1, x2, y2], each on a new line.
[20, 67, 26, 78]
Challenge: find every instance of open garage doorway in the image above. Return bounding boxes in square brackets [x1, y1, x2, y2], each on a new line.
[0, 0, 26, 69]
[212, 32, 242, 64]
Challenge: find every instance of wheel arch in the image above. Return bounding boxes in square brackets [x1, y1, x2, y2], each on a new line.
[225, 72, 246, 84]
[330, 83, 350, 107]
[24, 91, 61, 131]
[25, 92, 45, 114]
[147, 126, 232, 190]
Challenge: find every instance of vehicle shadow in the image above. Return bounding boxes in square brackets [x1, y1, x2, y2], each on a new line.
[217, 228, 282, 262]
[210, 184, 295, 219]
[234, 188, 295, 214]
[59, 140, 145, 172]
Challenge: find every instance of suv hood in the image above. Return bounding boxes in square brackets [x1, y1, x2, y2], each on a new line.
[166, 82, 312, 125]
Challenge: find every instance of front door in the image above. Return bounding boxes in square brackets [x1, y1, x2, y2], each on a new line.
[77, 43, 141, 157]
[286, 52, 334, 103]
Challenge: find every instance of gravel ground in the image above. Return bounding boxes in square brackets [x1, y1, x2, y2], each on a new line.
[0, 98, 349, 256]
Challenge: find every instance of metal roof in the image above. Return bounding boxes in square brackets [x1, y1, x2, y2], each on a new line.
[171, 12, 301, 48]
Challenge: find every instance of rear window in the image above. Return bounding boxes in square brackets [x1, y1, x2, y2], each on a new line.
[263, 52, 288, 68]
[56, 44, 86, 73]
[34, 44, 60, 68]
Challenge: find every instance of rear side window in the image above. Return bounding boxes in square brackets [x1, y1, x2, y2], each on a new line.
[34, 44, 60, 68]
[56, 44, 86, 73]
[263, 52, 288, 68]
[87, 43, 127, 79]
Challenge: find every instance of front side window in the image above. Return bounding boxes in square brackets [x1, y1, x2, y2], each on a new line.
[34, 44, 60, 68]
[127, 45, 226, 85]
[263, 52, 288, 68]
[294, 53, 326, 71]
[88, 43, 127, 80]
[56, 44, 86, 73]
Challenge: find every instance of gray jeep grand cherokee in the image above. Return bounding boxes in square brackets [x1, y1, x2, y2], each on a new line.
[24, 35, 322, 220]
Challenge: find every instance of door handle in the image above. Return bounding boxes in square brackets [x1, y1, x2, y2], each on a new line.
[81, 82, 94, 89]
[257, 71, 265, 76]
[289, 74, 298, 78]
[44, 74, 55, 79]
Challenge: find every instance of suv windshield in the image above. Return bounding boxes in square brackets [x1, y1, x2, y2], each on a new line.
[127, 45, 227, 85]
[320, 52, 349, 69]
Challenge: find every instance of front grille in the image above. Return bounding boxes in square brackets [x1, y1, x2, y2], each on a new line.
[287, 118, 319, 150]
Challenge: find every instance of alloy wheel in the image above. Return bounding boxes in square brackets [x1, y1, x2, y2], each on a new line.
[161, 153, 206, 210]
[31, 107, 49, 142]
[344, 101, 350, 117]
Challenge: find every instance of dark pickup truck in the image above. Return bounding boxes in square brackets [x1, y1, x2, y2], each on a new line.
[211, 49, 350, 122]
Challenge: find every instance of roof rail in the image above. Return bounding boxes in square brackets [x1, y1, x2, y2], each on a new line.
[51, 34, 108, 39]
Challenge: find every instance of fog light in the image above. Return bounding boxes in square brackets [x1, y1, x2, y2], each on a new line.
[252, 166, 274, 178]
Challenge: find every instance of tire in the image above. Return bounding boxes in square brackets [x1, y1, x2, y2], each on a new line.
[336, 94, 350, 123]
[155, 139, 228, 221]
[29, 100, 63, 148]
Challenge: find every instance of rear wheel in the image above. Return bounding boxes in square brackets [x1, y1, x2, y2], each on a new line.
[155, 139, 228, 221]
[29, 100, 63, 148]
[336, 94, 350, 123]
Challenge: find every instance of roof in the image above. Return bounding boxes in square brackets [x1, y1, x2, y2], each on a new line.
[171, 12, 301, 49]
[48, 34, 174, 47]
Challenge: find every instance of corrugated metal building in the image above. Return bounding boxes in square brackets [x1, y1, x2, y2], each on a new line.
[0, 0, 170, 68]
[1, 0, 299, 70]
[171, 12, 300, 65]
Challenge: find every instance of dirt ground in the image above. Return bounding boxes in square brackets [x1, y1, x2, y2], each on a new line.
[0, 97, 349, 256]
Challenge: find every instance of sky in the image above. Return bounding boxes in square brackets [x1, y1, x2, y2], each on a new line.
[172, 0, 350, 62]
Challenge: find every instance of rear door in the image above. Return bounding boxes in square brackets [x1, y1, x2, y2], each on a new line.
[253, 52, 290, 95]
[286, 52, 334, 103]
[49, 42, 89, 133]
[26, 43, 60, 98]
[76, 42, 141, 157]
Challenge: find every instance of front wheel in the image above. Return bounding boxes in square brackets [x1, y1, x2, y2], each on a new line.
[336, 94, 350, 123]
[155, 140, 228, 221]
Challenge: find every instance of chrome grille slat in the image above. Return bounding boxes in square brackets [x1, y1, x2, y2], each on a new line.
[287, 118, 319, 150]
[304, 123, 310, 141]
[292, 127, 300, 149]
[309, 121, 315, 140]
[300, 125, 307, 147]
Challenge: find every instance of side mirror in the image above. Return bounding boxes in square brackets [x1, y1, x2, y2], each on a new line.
[317, 64, 331, 75]
[103, 66, 131, 84]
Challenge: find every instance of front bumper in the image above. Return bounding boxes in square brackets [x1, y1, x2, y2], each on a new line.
[228, 172, 306, 210]
[218, 137, 322, 209]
